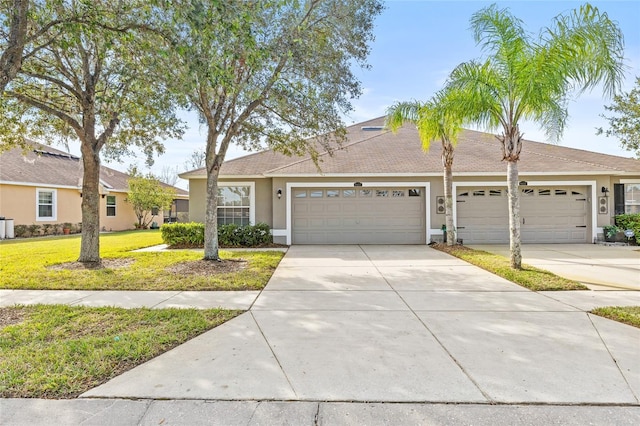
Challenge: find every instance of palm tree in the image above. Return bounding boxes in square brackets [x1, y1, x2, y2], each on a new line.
[444, 3, 625, 268]
[386, 90, 462, 246]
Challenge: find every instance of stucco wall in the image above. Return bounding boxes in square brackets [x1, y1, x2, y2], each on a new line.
[0, 184, 81, 225]
[188, 178, 271, 225]
[0, 184, 141, 231]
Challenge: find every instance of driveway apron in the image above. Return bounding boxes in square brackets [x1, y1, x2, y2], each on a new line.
[82, 245, 640, 404]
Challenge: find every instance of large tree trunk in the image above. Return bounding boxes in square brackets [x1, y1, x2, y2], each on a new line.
[442, 142, 455, 246]
[506, 160, 522, 269]
[0, 0, 28, 93]
[78, 142, 101, 264]
[204, 165, 221, 260]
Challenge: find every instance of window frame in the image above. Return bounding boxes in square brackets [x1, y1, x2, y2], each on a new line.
[624, 182, 640, 214]
[36, 188, 57, 221]
[216, 182, 256, 226]
[106, 195, 116, 217]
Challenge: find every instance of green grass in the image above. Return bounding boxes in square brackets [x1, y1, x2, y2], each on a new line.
[0, 305, 241, 398]
[434, 244, 587, 291]
[591, 306, 640, 328]
[0, 230, 284, 290]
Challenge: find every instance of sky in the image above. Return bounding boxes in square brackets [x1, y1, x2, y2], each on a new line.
[103, 0, 640, 188]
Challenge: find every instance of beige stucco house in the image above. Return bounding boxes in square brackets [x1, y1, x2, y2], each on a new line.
[0, 144, 188, 232]
[181, 117, 640, 245]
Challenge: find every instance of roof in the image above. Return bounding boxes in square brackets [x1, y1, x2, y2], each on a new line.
[0, 143, 188, 196]
[181, 117, 640, 178]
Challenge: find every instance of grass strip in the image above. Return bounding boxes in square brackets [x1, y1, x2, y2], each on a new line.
[0, 230, 284, 290]
[432, 244, 587, 291]
[591, 306, 640, 328]
[0, 305, 241, 398]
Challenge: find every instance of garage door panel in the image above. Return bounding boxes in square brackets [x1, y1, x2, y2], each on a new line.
[292, 186, 425, 244]
[457, 186, 589, 244]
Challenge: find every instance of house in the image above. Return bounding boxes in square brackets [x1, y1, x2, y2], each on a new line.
[0, 143, 188, 232]
[180, 117, 640, 245]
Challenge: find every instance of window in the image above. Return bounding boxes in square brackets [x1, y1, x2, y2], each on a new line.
[538, 189, 551, 196]
[555, 189, 567, 196]
[625, 183, 640, 214]
[392, 190, 405, 197]
[472, 190, 485, 196]
[310, 190, 323, 198]
[217, 185, 251, 226]
[326, 190, 340, 198]
[36, 189, 56, 221]
[359, 189, 371, 197]
[489, 189, 502, 196]
[294, 190, 307, 198]
[375, 190, 389, 197]
[343, 189, 355, 197]
[408, 189, 421, 197]
[106, 195, 116, 216]
[522, 188, 535, 196]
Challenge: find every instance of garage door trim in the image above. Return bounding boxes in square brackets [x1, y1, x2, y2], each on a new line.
[285, 181, 431, 245]
[452, 180, 597, 243]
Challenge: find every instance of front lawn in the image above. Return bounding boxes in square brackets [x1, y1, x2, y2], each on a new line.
[591, 306, 640, 328]
[0, 305, 240, 398]
[0, 230, 284, 290]
[432, 243, 587, 291]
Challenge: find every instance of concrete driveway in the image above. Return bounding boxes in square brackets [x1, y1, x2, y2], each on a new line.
[469, 244, 640, 290]
[83, 245, 640, 405]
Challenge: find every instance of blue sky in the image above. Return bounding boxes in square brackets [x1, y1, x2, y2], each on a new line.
[117, 0, 640, 185]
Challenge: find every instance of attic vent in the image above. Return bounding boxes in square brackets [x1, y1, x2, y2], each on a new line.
[361, 126, 384, 131]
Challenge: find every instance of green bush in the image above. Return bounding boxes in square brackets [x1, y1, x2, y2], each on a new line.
[614, 213, 640, 243]
[161, 222, 273, 247]
[161, 222, 204, 246]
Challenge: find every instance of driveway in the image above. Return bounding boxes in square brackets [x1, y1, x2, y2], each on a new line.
[469, 244, 640, 290]
[83, 245, 640, 405]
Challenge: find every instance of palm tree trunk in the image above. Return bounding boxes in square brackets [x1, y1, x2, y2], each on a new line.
[506, 160, 522, 269]
[442, 142, 455, 246]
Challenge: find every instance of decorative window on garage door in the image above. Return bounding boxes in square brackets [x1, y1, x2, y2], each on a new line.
[217, 186, 251, 226]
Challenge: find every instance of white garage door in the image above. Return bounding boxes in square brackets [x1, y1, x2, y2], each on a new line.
[457, 186, 590, 244]
[292, 187, 425, 244]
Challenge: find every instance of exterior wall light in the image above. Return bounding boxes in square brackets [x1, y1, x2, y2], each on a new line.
[276, 188, 282, 199]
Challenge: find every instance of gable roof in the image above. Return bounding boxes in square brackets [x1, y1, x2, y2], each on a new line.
[0, 143, 188, 196]
[181, 116, 640, 178]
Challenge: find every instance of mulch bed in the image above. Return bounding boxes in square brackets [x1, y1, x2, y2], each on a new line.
[166, 258, 247, 276]
[429, 242, 472, 255]
[47, 258, 135, 271]
[0, 307, 27, 328]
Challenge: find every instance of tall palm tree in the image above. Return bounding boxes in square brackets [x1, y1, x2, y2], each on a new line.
[445, 3, 625, 268]
[386, 90, 462, 246]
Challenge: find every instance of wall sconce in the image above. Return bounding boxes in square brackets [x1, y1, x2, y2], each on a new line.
[276, 188, 282, 199]
[601, 186, 609, 196]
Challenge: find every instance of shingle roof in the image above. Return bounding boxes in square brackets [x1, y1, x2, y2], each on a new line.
[0, 143, 188, 196]
[182, 116, 640, 177]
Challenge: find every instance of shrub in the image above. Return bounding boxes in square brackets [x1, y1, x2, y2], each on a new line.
[14, 225, 28, 238]
[161, 222, 204, 246]
[614, 213, 640, 243]
[27, 224, 41, 237]
[161, 222, 273, 247]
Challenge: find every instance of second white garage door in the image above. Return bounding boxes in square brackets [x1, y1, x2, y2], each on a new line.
[292, 187, 425, 244]
[456, 186, 590, 244]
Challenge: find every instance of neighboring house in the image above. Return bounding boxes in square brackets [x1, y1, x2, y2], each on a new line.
[0, 144, 188, 231]
[180, 117, 640, 245]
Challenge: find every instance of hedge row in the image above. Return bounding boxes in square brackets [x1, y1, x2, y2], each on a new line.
[160, 222, 273, 247]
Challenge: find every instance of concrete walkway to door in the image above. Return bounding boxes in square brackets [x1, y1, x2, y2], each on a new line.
[469, 244, 640, 290]
[82, 245, 639, 405]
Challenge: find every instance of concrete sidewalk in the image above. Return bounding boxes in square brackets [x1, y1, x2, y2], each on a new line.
[2, 399, 639, 426]
[82, 245, 640, 405]
[469, 244, 640, 290]
[0, 289, 258, 310]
